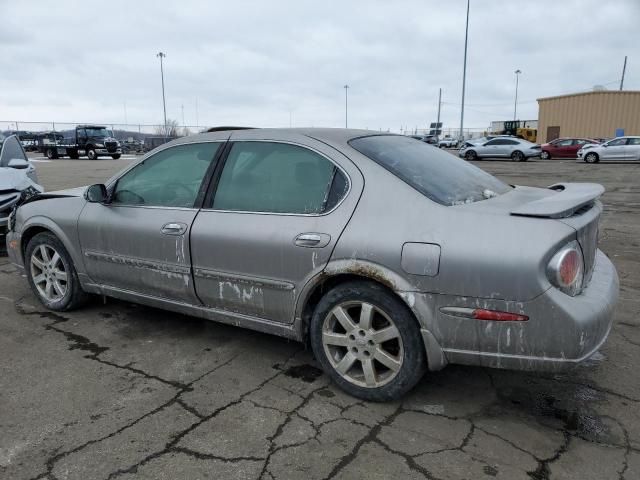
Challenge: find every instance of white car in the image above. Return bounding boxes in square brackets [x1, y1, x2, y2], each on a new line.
[458, 137, 542, 162]
[438, 137, 458, 148]
[578, 136, 640, 163]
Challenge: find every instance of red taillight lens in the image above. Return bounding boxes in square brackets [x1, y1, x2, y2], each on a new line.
[559, 249, 580, 286]
[547, 241, 584, 296]
[472, 309, 529, 322]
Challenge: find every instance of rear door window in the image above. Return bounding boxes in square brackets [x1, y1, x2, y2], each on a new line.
[212, 142, 346, 214]
[349, 135, 511, 206]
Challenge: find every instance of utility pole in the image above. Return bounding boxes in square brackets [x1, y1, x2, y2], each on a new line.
[620, 56, 628, 90]
[156, 52, 168, 138]
[344, 85, 349, 128]
[459, 0, 470, 143]
[436, 88, 442, 139]
[514, 69, 522, 122]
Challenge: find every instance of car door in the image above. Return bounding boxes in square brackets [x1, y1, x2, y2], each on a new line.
[554, 139, 574, 157]
[78, 141, 223, 302]
[601, 138, 628, 160]
[479, 139, 502, 158]
[190, 132, 363, 324]
[624, 137, 640, 161]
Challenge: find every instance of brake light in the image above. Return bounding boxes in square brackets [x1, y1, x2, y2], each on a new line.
[547, 241, 584, 296]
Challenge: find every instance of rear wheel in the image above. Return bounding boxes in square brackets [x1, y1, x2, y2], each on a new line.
[464, 150, 477, 161]
[541, 150, 551, 160]
[87, 149, 97, 160]
[69, 150, 79, 159]
[111, 154, 121, 159]
[25, 233, 88, 311]
[585, 152, 599, 163]
[46, 148, 58, 160]
[511, 150, 525, 162]
[310, 281, 426, 401]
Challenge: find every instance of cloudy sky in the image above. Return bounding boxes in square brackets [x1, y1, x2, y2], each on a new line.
[1, 0, 638, 133]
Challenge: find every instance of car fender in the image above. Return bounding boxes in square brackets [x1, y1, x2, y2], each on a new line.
[18, 213, 86, 277]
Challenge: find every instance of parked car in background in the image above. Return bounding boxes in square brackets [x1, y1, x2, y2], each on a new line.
[409, 134, 438, 145]
[541, 138, 599, 159]
[6, 128, 618, 401]
[0, 134, 43, 250]
[578, 136, 640, 163]
[438, 137, 457, 148]
[459, 137, 542, 161]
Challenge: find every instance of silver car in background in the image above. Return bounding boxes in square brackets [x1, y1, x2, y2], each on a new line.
[6, 128, 618, 401]
[459, 137, 542, 161]
[0, 134, 43, 249]
[578, 136, 640, 163]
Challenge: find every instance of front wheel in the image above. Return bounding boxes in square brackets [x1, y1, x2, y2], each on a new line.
[585, 152, 599, 163]
[111, 154, 121, 159]
[46, 148, 58, 160]
[541, 151, 551, 160]
[464, 150, 477, 161]
[25, 232, 88, 311]
[87, 149, 97, 160]
[511, 150, 525, 162]
[310, 281, 426, 401]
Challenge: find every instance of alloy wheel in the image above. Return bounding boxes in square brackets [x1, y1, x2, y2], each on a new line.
[30, 244, 68, 302]
[321, 301, 404, 388]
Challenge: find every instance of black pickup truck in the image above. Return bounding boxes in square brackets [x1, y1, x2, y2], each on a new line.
[43, 125, 122, 160]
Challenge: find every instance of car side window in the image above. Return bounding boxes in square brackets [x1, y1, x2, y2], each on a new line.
[557, 139, 573, 146]
[574, 139, 587, 145]
[627, 138, 640, 145]
[505, 140, 519, 145]
[484, 139, 500, 146]
[212, 141, 346, 214]
[608, 138, 628, 146]
[112, 142, 221, 208]
[0, 135, 28, 167]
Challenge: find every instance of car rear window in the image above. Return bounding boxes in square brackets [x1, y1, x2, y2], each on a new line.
[349, 135, 512, 206]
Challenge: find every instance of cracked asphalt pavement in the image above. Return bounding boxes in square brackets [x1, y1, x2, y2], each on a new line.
[1, 156, 639, 479]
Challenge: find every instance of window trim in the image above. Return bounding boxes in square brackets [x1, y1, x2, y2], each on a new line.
[107, 140, 225, 210]
[201, 139, 352, 217]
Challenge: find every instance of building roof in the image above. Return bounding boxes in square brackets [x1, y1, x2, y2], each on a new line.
[537, 90, 640, 102]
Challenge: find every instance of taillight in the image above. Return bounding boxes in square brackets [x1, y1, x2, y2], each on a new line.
[547, 241, 584, 296]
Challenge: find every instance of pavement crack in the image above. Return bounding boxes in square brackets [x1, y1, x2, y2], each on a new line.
[526, 431, 571, 480]
[171, 446, 265, 463]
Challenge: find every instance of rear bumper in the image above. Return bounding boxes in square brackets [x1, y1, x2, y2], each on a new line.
[421, 249, 618, 372]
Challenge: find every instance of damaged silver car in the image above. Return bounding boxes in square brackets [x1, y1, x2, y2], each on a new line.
[6, 128, 619, 401]
[0, 134, 43, 250]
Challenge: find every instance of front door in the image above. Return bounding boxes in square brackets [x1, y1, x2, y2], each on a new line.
[78, 141, 223, 302]
[601, 138, 628, 160]
[190, 133, 363, 323]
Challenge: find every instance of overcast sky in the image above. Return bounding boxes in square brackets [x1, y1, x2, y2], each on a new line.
[1, 0, 638, 133]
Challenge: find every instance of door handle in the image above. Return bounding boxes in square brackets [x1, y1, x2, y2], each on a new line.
[294, 233, 331, 248]
[161, 222, 187, 236]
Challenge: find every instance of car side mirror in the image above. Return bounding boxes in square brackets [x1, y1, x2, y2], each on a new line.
[85, 184, 108, 203]
[8, 158, 29, 169]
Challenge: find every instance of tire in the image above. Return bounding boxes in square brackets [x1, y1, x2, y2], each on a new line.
[46, 148, 58, 160]
[25, 232, 88, 311]
[541, 151, 551, 160]
[69, 151, 79, 160]
[111, 154, 121, 160]
[585, 152, 599, 163]
[511, 150, 525, 162]
[464, 150, 477, 161]
[310, 281, 426, 401]
[87, 149, 97, 160]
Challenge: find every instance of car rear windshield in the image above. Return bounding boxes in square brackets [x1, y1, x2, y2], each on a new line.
[349, 135, 512, 206]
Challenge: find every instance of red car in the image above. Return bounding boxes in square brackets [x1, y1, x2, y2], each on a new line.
[541, 138, 599, 159]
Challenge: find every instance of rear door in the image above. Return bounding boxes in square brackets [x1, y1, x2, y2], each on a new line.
[190, 132, 363, 323]
[78, 141, 223, 302]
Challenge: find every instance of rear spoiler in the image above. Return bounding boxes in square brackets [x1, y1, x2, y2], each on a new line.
[510, 183, 604, 219]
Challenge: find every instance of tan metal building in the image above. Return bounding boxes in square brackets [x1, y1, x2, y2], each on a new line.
[537, 90, 640, 143]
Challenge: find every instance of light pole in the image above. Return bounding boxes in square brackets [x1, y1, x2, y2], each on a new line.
[459, 0, 470, 144]
[344, 85, 349, 128]
[157, 52, 168, 137]
[513, 69, 521, 122]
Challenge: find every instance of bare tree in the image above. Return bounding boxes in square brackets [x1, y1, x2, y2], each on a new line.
[154, 118, 179, 137]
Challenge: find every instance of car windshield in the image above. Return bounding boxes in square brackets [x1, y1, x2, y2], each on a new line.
[85, 128, 109, 137]
[349, 135, 512, 206]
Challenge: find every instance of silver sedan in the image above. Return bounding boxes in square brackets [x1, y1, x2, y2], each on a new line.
[459, 137, 542, 161]
[6, 128, 618, 401]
